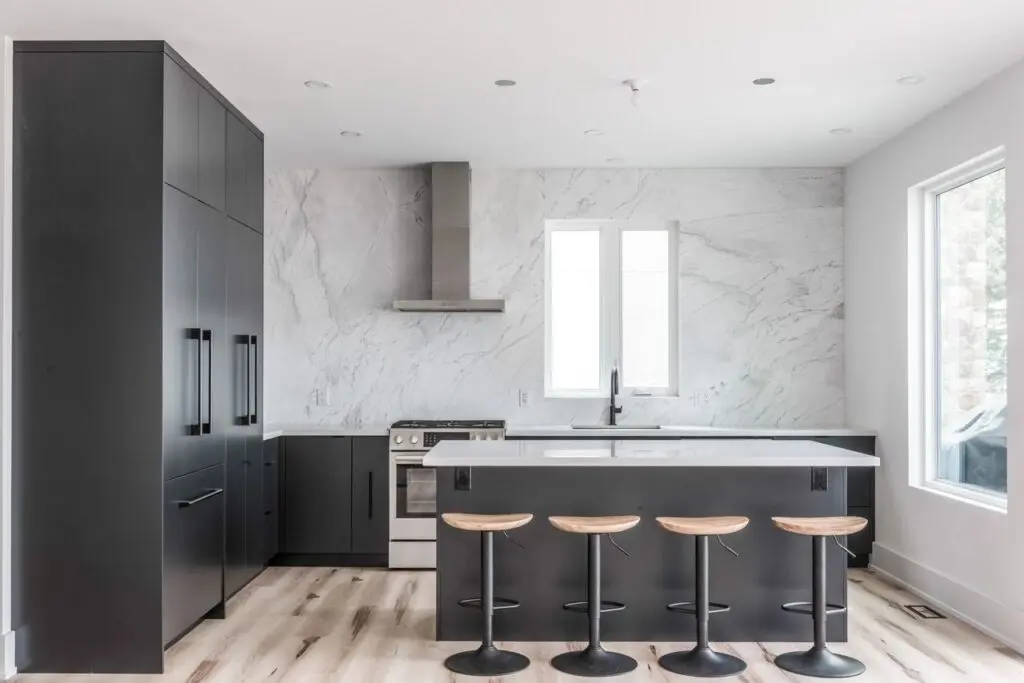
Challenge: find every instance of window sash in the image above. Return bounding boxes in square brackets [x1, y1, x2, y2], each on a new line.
[545, 220, 678, 398]
[911, 149, 1007, 509]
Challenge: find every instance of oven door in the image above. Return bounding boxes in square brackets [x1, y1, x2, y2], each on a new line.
[389, 453, 436, 541]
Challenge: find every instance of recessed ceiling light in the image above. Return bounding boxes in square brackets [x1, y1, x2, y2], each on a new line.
[606, 157, 624, 164]
[494, 79, 517, 87]
[339, 130, 362, 138]
[584, 129, 604, 136]
[897, 75, 926, 86]
[752, 77, 776, 86]
[830, 127, 853, 136]
[304, 80, 331, 89]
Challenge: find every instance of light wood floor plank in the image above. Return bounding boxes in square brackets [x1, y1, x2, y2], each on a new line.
[12, 567, 1023, 682]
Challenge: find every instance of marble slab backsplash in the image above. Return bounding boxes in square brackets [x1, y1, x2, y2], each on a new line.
[265, 168, 844, 427]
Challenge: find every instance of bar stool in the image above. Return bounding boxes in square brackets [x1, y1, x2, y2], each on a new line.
[548, 515, 641, 677]
[441, 512, 533, 677]
[772, 516, 868, 679]
[655, 516, 749, 678]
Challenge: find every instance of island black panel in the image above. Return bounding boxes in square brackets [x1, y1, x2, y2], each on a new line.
[437, 466, 850, 643]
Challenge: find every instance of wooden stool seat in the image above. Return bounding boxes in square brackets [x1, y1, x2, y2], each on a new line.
[442, 513, 533, 533]
[548, 515, 640, 534]
[656, 516, 749, 536]
[772, 516, 867, 537]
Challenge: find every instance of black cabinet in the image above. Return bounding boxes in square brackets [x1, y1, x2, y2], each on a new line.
[351, 437, 390, 554]
[163, 56, 199, 198]
[226, 113, 264, 232]
[277, 436, 389, 564]
[163, 464, 225, 645]
[224, 217, 266, 596]
[263, 438, 281, 559]
[14, 41, 263, 673]
[283, 437, 353, 554]
[197, 86, 226, 210]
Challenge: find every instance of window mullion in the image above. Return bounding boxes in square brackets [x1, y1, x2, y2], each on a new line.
[598, 226, 620, 394]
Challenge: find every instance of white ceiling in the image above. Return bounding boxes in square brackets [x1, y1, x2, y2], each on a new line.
[6, 0, 1024, 168]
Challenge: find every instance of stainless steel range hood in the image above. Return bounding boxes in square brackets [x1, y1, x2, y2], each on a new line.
[393, 162, 505, 313]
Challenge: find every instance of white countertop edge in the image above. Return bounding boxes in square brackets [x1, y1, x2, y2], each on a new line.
[424, 439, 880, 468]
[263, 426, 390, 440]
[504, 425, 877, 438]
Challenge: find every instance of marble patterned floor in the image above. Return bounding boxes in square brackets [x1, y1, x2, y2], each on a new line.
[13, 567, 1024, 682]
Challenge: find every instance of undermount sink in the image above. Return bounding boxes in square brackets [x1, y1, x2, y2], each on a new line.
[570, 424, 662, 430]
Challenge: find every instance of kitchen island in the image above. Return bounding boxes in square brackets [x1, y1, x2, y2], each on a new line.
[426, 439, 879, 643]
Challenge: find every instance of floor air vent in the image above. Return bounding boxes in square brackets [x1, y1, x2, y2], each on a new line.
[904, 604, 946, 619]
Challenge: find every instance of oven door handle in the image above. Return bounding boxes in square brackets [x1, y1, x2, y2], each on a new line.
[393, 454, 427, 465]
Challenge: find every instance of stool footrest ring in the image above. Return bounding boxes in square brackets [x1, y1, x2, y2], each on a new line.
[781, 601, 846, 616]
[458, 597, 520, 611]
[666, 600, 730, 615]
[562, 600, 626, 614]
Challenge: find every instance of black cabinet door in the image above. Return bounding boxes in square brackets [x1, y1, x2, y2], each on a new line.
[263, 438, 281, 560]
[224, 435, 248, 597]
[195, 202, 226, 473]
[225, 113, 247, 226]
[244, 128, 264, 232]
[163, 186, 201, 481]
[283, 437, 353, 554]
[244, 435, 265, 573]
[351, 437, 389, 554]
[197, 86, 226, 210]
[163, 464, 225, 645]
[225, 113, 263, 231]
[162, 56, 198, 198]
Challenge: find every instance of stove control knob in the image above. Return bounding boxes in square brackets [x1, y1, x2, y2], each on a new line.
[471, 434, 480, 440]
[486, 434, 496, 441]
[410, 435, 419, 445]
[394, 435, 404, 445]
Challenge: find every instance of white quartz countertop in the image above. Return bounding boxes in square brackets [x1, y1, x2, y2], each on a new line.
[505, 425, 876, 438]
[423, 439, 880, 468]
[262, 425, 390, 440]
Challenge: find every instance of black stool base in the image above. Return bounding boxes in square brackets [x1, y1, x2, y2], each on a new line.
[551, 646, 638, 678]
[659, 646, 747, 678]
[775, 647, 865, 678]
[444, 645, 530, 677]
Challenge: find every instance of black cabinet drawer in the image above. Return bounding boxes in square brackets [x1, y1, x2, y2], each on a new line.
[163, 464, 225, 645]
[848, 469, 874, 507]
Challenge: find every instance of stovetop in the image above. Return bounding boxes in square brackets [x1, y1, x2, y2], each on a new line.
[390, 419, 506, 430]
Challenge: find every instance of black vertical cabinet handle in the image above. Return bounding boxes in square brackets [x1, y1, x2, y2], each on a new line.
[242, 334, 252, 426]
[187, 328, 202, 436]
[249, 334, 258, 424]
[368, 472, 373, 519]
[202, 329, 212, 434]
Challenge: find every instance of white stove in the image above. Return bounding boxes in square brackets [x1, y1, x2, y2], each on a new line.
[388, 420, 505, 568]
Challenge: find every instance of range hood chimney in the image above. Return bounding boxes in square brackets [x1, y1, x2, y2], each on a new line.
[393, 162, 505, 313]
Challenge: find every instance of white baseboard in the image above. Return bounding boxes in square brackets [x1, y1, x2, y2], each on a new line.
[0, 630, 14, 680]
[871, 543, 1024, 655]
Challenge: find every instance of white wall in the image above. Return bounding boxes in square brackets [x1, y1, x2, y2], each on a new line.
[0, 35, 13, 680]
[265, 168, 845, 428]
[846, 59, 1024, 649]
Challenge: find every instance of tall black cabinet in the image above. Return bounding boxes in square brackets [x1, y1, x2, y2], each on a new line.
[13, 41, 265, 674]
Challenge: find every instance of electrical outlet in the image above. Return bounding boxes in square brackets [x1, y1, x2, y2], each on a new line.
[518, 390, 530, 407]
[314, 388, 331, 407]
[455, 467, 472, 491]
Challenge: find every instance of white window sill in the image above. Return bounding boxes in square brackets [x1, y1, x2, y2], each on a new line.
[912, 480, 1008, 514]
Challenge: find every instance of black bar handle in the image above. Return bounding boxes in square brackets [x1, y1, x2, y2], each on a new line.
[249, 334, 258, 424]
[176, 488, 224, 508]
[187, 328, 202, 436]
[368, 472, 373, 519]
[244, 335, 252, 425]
[202, 329, 212, 434]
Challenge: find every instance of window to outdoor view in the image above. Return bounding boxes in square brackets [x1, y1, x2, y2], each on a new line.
[925, 163, 1007, 500]
[545, 220, 677, 397]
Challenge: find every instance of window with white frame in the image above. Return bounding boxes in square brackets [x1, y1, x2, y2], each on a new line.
[545, 220, 678, 397]
[914, 151, 1007, 505]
